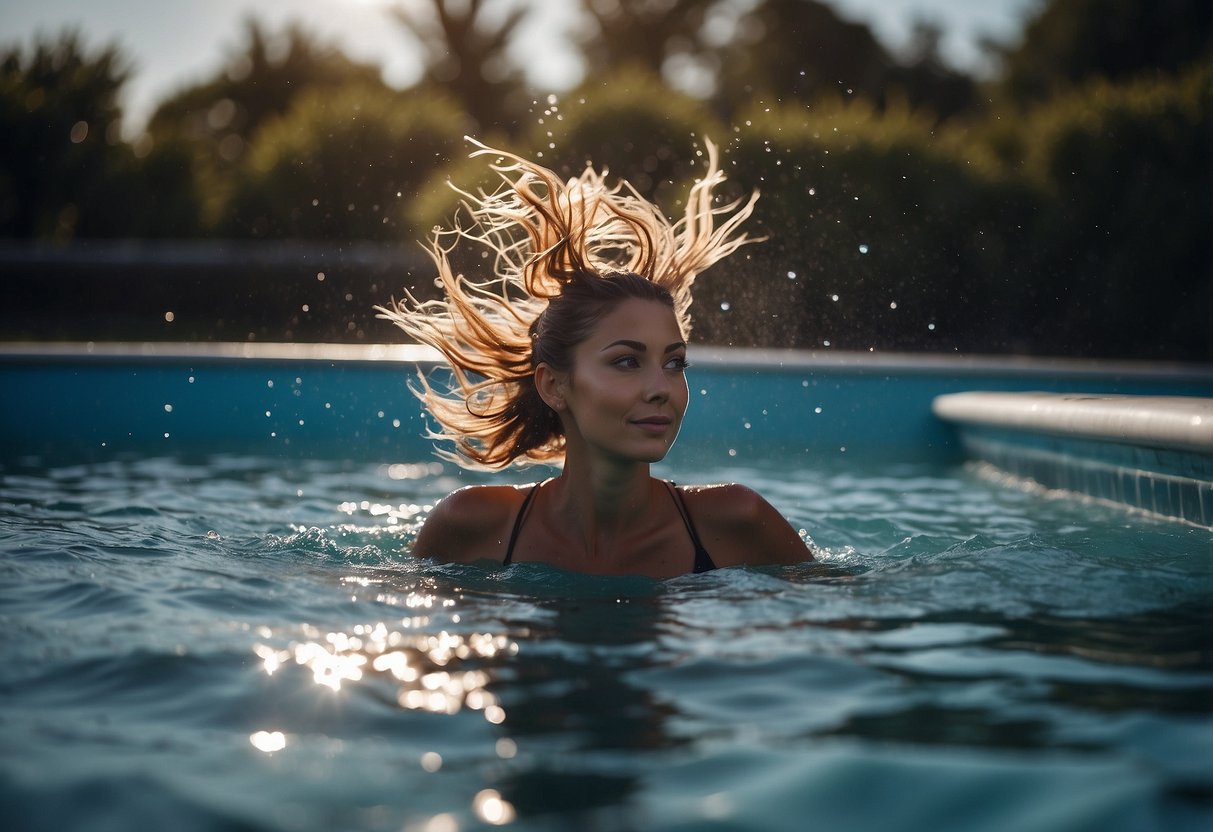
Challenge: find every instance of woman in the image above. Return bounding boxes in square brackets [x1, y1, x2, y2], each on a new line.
[378, 138, 813, 576]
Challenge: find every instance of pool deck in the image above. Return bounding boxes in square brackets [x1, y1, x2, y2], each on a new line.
[934, 392, 1213, 529]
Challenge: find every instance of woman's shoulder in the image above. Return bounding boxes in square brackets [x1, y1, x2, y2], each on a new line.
[677, 482, 812, 566]
[413, 483, 537, 562]
[677, 483, 768, 525]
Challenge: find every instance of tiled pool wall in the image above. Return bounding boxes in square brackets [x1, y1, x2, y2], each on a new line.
[4, 344, 1211, 520]
[933, 393, 1213, 530]
[958, 427, 1212, 529]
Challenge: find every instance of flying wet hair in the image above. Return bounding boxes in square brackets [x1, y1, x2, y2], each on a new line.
[377, 137, 761, 469]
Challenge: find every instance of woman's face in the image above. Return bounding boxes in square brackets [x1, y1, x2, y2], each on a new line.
[559, 297, 690, 464]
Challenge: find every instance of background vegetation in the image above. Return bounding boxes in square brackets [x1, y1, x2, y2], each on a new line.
[1, 0, 1209, 360]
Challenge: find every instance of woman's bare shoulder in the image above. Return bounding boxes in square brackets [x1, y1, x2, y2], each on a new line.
[412, 483, 535, 563]
[678, 483, 813, 566]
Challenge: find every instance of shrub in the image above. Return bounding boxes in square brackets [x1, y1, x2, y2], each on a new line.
[522, 66, 724, 211]
[1009, 66, 1211, 359]
[224, 84, 472, 241]
[697, 97, 1036, 352]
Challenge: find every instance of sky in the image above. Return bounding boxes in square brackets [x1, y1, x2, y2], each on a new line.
[1, 0, 1039, 133]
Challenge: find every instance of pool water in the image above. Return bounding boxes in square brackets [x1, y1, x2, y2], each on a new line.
[1, 450, 1210, 832]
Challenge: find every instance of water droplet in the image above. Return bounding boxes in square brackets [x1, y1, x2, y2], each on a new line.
[316, 271, 325, 281]
[249, 731, 286, 753]
[786, 271, 797, 280]
[814, 406, 822, 414]
[889, 301, 898, 310]
[164, 311, 175, 322]
[727, 449, 737, 457]
[858, 244, 869, 254]
[163, 404, 173, 413]
[928, 323, 936, 331]
[830, 294, 839, 302]
[420, 751, 442, 772]
[720, 301, 731, 311]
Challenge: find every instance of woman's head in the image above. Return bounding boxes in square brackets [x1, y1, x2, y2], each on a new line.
[531, 271, 677, 374]
[376, 138, 759, 470]
[492, 271, 677, 466]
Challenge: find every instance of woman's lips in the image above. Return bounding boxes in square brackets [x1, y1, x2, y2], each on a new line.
[631, 417, 672, 434]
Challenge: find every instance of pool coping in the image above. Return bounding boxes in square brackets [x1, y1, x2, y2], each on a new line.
[933, 392, 1213, 453]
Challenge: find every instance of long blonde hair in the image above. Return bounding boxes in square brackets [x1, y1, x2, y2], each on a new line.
[377, 137, 760, 469]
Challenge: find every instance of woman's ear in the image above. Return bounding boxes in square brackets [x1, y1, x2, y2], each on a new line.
[535, 363, 568, 411]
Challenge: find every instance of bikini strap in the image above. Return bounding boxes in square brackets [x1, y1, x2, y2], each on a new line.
[503, 483, 542, 566]
[665, 482, 716, 573]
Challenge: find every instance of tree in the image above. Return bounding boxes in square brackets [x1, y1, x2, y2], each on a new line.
[993, 0, 1213, 102]
[145, 19, 388, 227]
[711, 0, 898, 112]
[388, 0, 533, 133]
[525, 66, 721, 207]
[0, 30, 200, 239]
[576, 0, 715, 81]
[224, 84, 470, 241]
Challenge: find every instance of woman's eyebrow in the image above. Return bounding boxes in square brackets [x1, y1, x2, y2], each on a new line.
[601, 339, 646, 352]
[600, 340, 688, 353]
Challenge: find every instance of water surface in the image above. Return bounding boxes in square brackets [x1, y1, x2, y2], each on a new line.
[2, 450, 1210, 831]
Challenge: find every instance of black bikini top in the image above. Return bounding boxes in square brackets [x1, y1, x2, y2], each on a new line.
[502, 481, 717, 573]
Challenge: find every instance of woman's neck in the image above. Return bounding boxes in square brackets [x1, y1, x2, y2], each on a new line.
[548, 455, 655, 546]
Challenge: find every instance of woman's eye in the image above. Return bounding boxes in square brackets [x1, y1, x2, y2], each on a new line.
[665, 356, 690, 371]
[612, 356, 640, 369]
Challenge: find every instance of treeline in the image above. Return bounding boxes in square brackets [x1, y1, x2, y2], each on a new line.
[1, 0, 1209, 359]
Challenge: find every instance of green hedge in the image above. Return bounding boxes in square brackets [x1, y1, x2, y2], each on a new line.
[224, 84, 471, 240]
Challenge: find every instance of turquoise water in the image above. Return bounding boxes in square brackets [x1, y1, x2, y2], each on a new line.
[1, 449, 1210, 832]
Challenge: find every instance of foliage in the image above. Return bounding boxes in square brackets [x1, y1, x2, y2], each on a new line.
[691, 97, 1036, 351]
[389, 0, 534, 134]
[1002, 65, 1212, 358]
[523, 67, 723, 209]
[0, 30, 201, 238]
[2, 0, 1210, 359]
[994, 0, 1213, 102]
[577, 0, 712, 79]
[223, 84, 470, 240]
[146, 19, 388, 228]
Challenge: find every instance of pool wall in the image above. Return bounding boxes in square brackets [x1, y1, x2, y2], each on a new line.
[934, 392, 1213, 529]
[3, 342, 1210, 466]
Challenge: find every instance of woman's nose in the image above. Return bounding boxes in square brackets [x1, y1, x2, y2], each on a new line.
[643, 367, 670, 402]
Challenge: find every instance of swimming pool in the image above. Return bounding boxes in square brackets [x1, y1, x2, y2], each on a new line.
[2, 343, 1211, 831]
